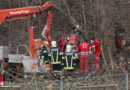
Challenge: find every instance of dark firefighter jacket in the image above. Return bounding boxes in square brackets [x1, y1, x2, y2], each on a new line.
[48, 47, 62, 64]
[61, 52, 76, 70]
[38, 46, 49, 64]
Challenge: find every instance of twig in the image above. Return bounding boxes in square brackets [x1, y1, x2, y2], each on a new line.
[53, 5, 76, 26]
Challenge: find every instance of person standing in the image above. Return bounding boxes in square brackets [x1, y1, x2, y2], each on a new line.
[90, 38, 101, 71]
[61, 45, 76, 79]
[58, 36, 67, 52]
[78, 40, 90, 72]
[49, 41, 62, 71]
[39, 41, 50, 65]
[73, 25, 84, 36]
[114, 22, 126, 54]
[73, 25, 84, 41]
[48, 41, 63, 79]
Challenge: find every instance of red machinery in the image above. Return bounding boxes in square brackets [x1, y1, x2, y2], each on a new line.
[0, 2, 53, 59]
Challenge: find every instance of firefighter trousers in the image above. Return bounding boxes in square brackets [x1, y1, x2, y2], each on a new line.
[52, 64, 61, 71]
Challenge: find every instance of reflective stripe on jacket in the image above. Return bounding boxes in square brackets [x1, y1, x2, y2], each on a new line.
[61, 52, 76, 70]
[39, 46, 49, 64]
[49, 47, 62, 64]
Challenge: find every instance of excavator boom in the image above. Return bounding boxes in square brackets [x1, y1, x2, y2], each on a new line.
[0, 2, 53, 59]
[0, 2, 53, 24]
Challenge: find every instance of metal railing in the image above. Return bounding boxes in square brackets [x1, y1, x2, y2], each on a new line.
[0, 72, 129, 90]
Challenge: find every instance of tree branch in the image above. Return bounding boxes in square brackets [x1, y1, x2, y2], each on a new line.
[80, 0, 87, 37]
[62, 0, 77, 26]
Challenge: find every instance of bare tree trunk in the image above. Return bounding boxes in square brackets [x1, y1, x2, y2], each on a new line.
[99, 0, 111, 62]
[99, 0, 107, 43]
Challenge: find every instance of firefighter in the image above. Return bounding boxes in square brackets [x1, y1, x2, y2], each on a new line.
[39, 41, 49, 65]
[114, 22, 126, 54]
[49, 41, 62, 71]
[48, 41, 63, 79]
[78, 39, 90, 72]
[61, 45, 76, 79]
[90, 38, 101, 71]
[48, 41, 62, 79]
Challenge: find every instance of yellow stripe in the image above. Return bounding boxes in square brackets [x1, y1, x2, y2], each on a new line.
[62, 57, 65, 59]
[43, 51, 47, 53]
[51, 51, 59, 64]
[71, 56, 73, 67]
[51, 52, 54, 63]
[48, 54, 51, 56]
[51, 62, 61, 64]
[65, 56, 69, 68]
[64, 67, 74, 70]
[56, 51, 59, 62]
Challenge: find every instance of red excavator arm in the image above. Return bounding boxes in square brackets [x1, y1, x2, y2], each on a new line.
[0, 2, 53, 43]
[41, 2, 53, 45]
[0, 2, 52, 24]
[0, 2, 53, 59]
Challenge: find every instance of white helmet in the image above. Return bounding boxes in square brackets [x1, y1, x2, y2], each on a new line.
[76, 25, 80, 29]
[0, 82, 4, 86]
[66, 45, 71, 52]
[67, 36, 70, 41]
[51, 41, 56, 47]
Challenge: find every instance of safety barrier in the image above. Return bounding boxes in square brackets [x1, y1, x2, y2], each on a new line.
[0, 72, 129, 90]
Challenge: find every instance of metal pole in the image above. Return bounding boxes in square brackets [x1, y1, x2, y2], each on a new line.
[126, 71, 128, 90]
[35, 71, 38, 90]
[60, 72, 63, 90]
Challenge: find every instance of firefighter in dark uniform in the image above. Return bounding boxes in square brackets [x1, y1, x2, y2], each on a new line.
[48, 41, 62, 78]
[61, 45, 76, 79]
[39, 41, 49, 65]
